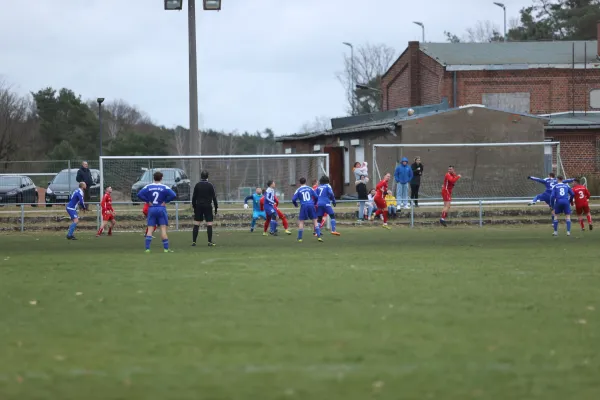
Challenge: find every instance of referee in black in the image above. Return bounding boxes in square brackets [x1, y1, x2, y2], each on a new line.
[191, 170, 218, 247]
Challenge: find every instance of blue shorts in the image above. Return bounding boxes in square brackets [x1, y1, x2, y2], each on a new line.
[264, 204, 277, 218]
[554, 201, 571, 215]
[66, 208, 78, 220]
[298, 204, 317, 221]
[317, 205, 334, 217]
[252, 211, 266, 220]
[147, 206, 168, 226]
[536, 193, 551, 205]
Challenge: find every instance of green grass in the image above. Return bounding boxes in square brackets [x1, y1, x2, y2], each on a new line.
[1, 226, 600, 400]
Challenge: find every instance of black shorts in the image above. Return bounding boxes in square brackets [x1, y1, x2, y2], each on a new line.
[194, 205, 214, 222]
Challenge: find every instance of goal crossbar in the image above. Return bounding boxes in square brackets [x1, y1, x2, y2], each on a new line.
[373, 142, 560, 148]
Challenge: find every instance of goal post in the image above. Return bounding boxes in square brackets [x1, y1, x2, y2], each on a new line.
[99, 154, 329, 203]
[372, 142, 564, 199]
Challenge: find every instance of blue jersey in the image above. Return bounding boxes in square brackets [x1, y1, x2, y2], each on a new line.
[316, 184, 336, 206]
[530, 176, 574, 194]
[244, 193, 263, 212]
[292, 185, 318, 207]
[67, 188, 85, 210]
[550, 182, 574, 205]
[137, 183, 177, 207]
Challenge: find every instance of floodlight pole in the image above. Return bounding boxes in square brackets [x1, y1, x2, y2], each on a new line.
[493, 2, 507, 41]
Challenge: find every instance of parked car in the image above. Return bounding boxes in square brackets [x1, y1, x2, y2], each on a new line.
[0, 175, 38, 206]
[131, 168, 191, 204]
[45, 168, 101, 206]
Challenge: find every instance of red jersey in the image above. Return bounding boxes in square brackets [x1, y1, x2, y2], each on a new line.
[260, 196, 279, 211]
[442, 173, 460, 192]
[101, 193, 113, 213]
[375, 179, 388, 199]
[142, 203, 150, 216]
[572, 184, 590, 207]
[312, 185, 318, 190]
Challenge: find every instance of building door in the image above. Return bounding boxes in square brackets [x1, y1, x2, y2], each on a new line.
[324, 146, 344, 198]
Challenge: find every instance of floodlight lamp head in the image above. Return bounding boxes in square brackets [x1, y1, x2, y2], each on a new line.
[493, 2, 505, 8]
[97, 98, 105, 104]
[203, 0, 221, 10]
[164, 0, 183, 10]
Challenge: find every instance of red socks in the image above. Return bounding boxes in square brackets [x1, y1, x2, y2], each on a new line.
[587, 215, 593, 225]
[282, 216, 289, 230]
[441, 211, 448, 219]
[383, 210, 389, 223]
[580, 219, 585, 229]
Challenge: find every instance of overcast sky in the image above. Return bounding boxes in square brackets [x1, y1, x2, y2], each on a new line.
[1, 0, 532, 135]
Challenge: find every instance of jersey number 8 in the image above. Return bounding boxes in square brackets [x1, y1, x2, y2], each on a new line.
[559, 188, 566, 196]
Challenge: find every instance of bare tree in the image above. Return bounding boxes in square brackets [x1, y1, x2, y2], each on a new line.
[0, 80, 32, 161]
[336, 43, 396, 115]
[299, 116, 331, 133]
[445, 20, 504, 43]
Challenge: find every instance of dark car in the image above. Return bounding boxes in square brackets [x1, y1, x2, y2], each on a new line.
[131, 168, 191, 204]
[45, 168, 100, 206]
[0, 175, 38, 206]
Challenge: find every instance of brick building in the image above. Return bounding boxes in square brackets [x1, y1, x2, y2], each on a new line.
[381, 38, 600, 114]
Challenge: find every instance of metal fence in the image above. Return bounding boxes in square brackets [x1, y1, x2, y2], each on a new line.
[2, 197, 598, 233]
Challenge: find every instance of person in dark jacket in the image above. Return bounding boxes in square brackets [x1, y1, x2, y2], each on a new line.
[355, 175, 368, 221]
[76, 161, 93, 208]
[410, 157, 424, 207]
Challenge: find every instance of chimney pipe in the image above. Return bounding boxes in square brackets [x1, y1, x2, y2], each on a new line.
[597, 21, 600, 59]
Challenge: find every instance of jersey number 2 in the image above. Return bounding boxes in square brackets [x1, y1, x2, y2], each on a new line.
[152, 191, 160, 205]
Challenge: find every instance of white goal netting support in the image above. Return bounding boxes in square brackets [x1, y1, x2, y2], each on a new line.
[99, 154, 329, 203]
[373, 142, 564, 199]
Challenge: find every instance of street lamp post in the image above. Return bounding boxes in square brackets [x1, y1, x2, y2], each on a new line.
[356, 84, 383, 112]
[493, 2, 507, 41]
[164, 0, 220, 181]
[343, 42, 355, 115]
[97, 98, 104, 158]
[413, 21, 425, 43]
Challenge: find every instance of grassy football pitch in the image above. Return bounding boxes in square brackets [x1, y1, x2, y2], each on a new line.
[1, 226, 599, 400]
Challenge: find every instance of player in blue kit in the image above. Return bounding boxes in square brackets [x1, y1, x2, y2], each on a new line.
[263, 180, 280, 235]
[137, 171, 177, 252]
[528, 172, 574, 221]
[65, 182, 87, 240]
[243, 187, 266, 232]
[315, 175, 341, 236]
[550, 175, 575, 237]
[292, 177, 322, 242]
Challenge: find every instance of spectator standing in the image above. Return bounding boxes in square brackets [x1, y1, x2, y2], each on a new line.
[410, 157, 424, 207]
[76, 161, 94, 208]
[353, 161, 369, 182]
[355, 175, 368, 222]
[394, 157, 413, 209]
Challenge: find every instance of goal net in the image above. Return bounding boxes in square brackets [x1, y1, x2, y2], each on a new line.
[99, 154, 329, 203]
[373, 142, 564, 199]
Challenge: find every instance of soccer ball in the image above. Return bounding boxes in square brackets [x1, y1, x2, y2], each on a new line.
[407, 108, 415, 116]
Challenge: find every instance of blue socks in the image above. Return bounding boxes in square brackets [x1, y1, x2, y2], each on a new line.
[297, 229, 303, 240]
[270, 219, 277, 233]
[162, 239, 169, 250]
[315, 225, 321, 238]
[145, 235, 153, 250]
[566, 220, 571, 233]
[67, 222, 77, 237]
[251, 218, 256, 230]
[553, 218, 558, 232]
[331, 219, 337, 232]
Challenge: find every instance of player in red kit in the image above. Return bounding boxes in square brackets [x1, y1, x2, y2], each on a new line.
[96, 186, 116, 236]
[440, 166, 461, 227]
[571, 178, 593, 231]
[370, 173, 391, 229]
[260, 193, 291, 235]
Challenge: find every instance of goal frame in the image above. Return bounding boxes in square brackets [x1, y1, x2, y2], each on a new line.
[99, 153, 330, 199]
[372, 141, 562, 184]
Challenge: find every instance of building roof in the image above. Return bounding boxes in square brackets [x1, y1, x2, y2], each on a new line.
[277, 103, 548, 142]
[419, 41, 599, 71]
[545, 112, 600, 130]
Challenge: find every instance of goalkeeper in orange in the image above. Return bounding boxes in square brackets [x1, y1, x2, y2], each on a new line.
[97, 186, 116, 236]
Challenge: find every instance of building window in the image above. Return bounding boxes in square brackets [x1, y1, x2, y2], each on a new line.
[355, 146, 365, 165]
[344, 147, 350, 184]
[591, 89, 600, 109]
[596, 137, 600, 172]
[482, 93, 531, 113]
